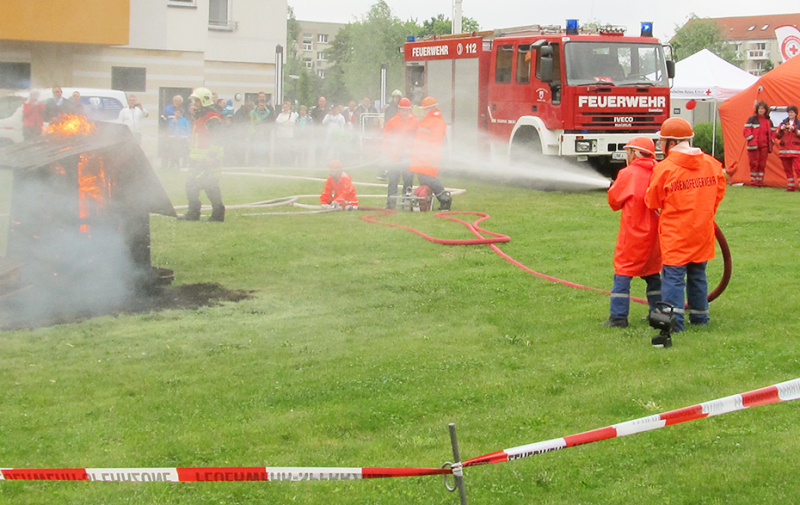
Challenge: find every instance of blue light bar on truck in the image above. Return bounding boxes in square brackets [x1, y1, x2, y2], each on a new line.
[566, 19, 579, 35]
[641, 22, 653, 37]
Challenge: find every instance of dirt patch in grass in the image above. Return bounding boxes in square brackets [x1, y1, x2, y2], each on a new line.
[0, 283, 255, 331]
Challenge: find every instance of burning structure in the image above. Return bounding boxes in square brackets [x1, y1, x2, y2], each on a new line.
[0, 115, 177, 326]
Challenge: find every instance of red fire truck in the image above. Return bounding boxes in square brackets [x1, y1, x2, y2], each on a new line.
[404, 21, 674, 172]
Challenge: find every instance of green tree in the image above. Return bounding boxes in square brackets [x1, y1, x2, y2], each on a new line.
[284, 6, 316, 106]
[418, 14, 480, 36]
[325, 1, 408, 103]
[671, 15, 742, 67]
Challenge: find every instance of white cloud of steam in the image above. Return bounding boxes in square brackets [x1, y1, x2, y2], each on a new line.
[441, 129, 612, 192]
[1, 168, 141, 329]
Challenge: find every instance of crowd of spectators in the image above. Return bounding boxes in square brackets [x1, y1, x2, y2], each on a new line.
[159, 92, 385, 170]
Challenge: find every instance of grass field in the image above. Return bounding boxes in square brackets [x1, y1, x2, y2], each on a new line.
[2, 163, 800, 504]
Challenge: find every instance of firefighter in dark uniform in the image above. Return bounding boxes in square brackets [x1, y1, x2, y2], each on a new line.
[179, 87, 226, 222]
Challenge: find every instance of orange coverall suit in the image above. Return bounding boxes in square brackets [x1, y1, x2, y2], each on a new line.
[383, 112, 420, 207]
[775, 117, 800, 191]
[320, 172, 358, 208]
[607, 157, 662, 321]
[409, 109, 451, 209]
[645, 144, 726, 331]
[743, 114, 774, 187]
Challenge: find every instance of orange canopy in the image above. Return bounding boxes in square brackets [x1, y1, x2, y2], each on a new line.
[719, 55, 800, 187]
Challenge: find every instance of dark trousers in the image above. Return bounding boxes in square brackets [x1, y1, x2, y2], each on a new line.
[185, 173, 225, 221]
[386, 163, 414, 207]
[661, 262, 709, 332]
[609, 273, 661, 321]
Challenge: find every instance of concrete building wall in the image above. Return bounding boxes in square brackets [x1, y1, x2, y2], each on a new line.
[0, 0, 287, 161]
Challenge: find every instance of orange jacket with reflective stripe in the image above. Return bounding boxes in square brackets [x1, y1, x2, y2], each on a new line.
[645, 146, 726, 266]
[607, 157, 661, 277]
[320, 172, 358, 207]
[382, 112, 420, 163]
[410, 109, 447, 177]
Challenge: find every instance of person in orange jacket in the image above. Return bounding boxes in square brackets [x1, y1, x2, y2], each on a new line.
[742, 100, 774, 187]
[645, 117, 726, 335]
[774, 105, 800, 191]
[382, 97, 419, 209]
[409, 96, 451, 210]
[320, 159, 358, 210]
[605, 137, 662, 328]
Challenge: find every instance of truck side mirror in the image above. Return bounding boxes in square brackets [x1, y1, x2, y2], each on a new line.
[666, 60, 675, 79]
[538, 46, 554, 83]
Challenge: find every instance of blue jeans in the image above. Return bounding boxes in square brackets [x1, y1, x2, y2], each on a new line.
[661, 262, 709, 332]
[609, 273, 661, 321]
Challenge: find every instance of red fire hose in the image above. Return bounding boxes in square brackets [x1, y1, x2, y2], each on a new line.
[361, 209, 732, 305]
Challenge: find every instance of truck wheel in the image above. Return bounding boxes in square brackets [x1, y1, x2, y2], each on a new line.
[588, 156, 622, 178]
[510, 128, 542, 163]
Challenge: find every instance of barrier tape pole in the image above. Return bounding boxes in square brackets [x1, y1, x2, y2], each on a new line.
[463, 377, 800, 467]
[0, 466, 451, 483]
[448, 423, 469, 505]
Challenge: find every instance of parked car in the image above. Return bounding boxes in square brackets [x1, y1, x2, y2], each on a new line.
[0, 87, 128, 146]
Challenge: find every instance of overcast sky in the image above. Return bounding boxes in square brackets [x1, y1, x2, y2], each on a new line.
[289, 1, 798, 41]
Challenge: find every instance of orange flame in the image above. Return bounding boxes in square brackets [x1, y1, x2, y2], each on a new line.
[48, 114, 96, 138]
[77, 153, 108, 233]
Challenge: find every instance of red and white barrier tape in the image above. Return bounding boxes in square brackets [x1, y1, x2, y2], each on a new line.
[463, 377, 800, 467]
[4, 378, 798, 482]
[0, 466, 450, 482]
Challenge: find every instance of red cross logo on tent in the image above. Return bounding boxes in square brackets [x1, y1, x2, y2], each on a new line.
[781, 36, 800, 61]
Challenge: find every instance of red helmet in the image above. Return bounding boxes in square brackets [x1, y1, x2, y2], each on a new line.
[623, 136, 655, 157]
[657, 117, 694, 140]
[398, 97, 412, 109]
[421, 96, 438, 108]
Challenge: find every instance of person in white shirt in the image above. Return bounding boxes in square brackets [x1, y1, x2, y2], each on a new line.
[118, 94, 148, 144]
[274, 100, 298, 166]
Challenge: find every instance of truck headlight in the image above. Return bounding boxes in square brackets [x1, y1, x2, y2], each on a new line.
[575, 139, 596, 153]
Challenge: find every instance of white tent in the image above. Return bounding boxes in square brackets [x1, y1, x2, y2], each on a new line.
[670, 49, 758, 157]
[671, 49, 758, 101]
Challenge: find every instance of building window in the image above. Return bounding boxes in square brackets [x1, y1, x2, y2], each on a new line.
[303, 33, 312, 42]
[318, 34, 328, 44]
[0, 62, 31, 89]
[317, 69, 325, 79]
[209, 0, 237, 30]
[112, 67, 146, 92]
[303, 42, 312, 51]
[167, 0, 196, 7]
[303, 58, 312, 69]
[317, 52, 326, 61]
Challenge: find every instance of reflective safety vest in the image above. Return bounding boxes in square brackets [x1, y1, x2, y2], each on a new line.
[190, 110, 224, 163]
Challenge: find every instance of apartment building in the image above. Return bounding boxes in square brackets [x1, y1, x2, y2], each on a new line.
[0, 0, 287, 156]
[295, 21, 345, 79]
[682, 13, 800, 76]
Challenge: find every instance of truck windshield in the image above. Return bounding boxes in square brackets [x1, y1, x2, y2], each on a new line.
[564, 41, 668, 87]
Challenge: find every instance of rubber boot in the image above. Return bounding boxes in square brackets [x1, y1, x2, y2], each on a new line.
[178, 202, 202, 221]
[437, 191, 452, 211]
[207, 205, 225, 222]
